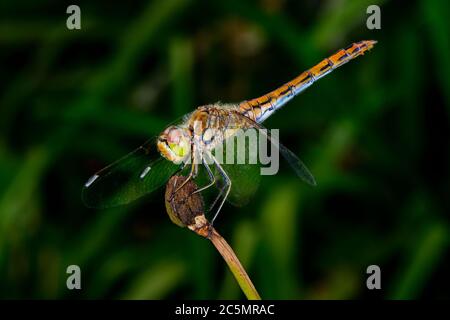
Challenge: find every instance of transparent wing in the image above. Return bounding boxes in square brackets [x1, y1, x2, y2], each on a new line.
[220, 162, 261, 207]
[82, 139, 180, 209]
[234, 112, 316, 186]
[276, 140, 316, 186]
[212, 128, 262, 206]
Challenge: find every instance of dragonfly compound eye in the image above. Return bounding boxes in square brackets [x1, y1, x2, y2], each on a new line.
[157, 126, 191, 164]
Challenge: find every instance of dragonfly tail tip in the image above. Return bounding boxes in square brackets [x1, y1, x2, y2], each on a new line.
[366, 40, 378, 49]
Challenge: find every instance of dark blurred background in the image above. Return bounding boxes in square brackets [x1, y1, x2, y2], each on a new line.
[0, 0, 449, 299]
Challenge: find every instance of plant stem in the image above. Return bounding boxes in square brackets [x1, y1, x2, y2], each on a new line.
[207, 226, 261, 300]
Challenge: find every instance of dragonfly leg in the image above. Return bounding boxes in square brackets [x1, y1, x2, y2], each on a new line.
[192, 159, 216, 195]
[207, 180, 227, 213]
[171, 162, 197, 200]
[210, 155, 231, 225]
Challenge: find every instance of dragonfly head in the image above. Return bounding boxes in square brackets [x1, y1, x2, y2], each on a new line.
[157, 126, 191, 165]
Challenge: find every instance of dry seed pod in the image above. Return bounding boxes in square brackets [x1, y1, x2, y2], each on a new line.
[165, 175, 210, 238]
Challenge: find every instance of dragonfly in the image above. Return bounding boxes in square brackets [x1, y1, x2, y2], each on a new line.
[83, 40, 376, 223]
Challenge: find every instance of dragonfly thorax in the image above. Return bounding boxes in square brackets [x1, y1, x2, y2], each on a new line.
[157, 125, 191, 165]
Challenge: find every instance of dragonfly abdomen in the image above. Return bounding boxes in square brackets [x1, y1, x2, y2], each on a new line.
[238, 40, 376, 123]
